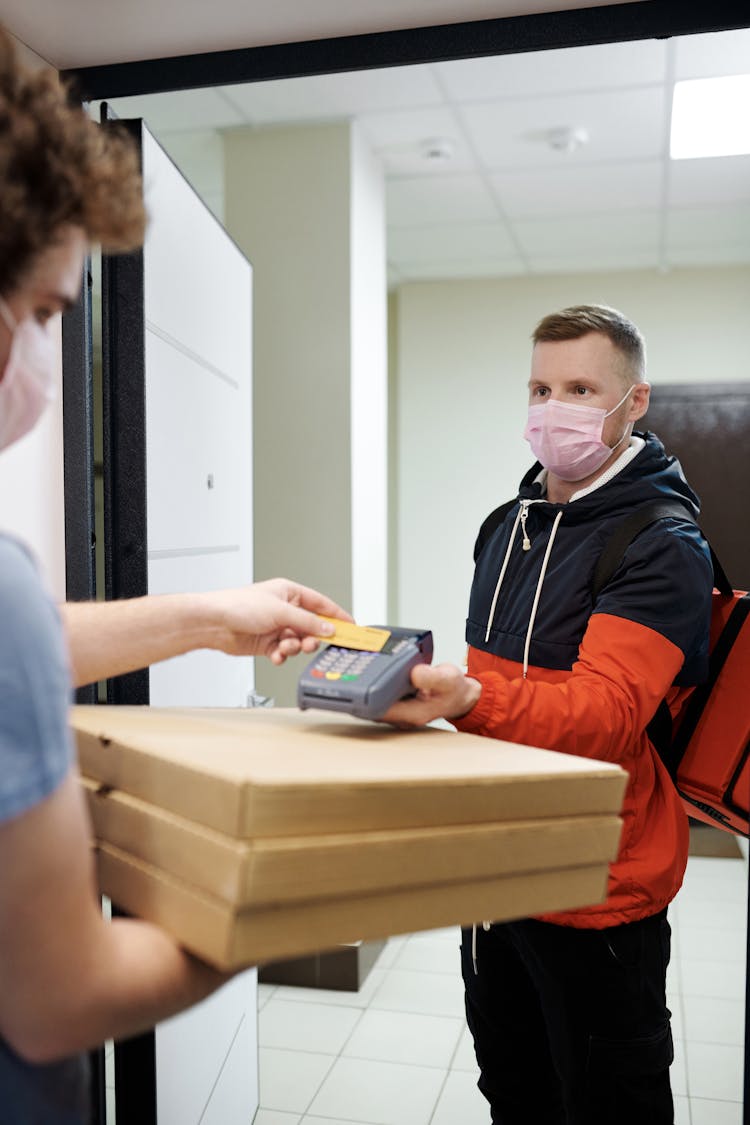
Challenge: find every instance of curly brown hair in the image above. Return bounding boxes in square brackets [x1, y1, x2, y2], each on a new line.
[0, 27, 145, 295]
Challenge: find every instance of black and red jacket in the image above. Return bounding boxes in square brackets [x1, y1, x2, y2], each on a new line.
[455, 432, 713, 927]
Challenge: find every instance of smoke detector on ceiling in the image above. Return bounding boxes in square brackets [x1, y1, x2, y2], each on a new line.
[545, 126, 590, 153]
[420, 136, 456, 162]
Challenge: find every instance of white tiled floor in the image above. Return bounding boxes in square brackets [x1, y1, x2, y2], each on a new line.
[254, 854, 748, 1125]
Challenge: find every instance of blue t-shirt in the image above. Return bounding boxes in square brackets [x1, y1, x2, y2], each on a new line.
[0, 534, 89, 1123]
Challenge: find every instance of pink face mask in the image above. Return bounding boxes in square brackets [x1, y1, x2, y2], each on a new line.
[523, 386, 634, 482]
[0, 298, 57, 451]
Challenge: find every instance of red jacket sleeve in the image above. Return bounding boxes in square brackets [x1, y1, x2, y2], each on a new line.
[454, 612, 685, 764]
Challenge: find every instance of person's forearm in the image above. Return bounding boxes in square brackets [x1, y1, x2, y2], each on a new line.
[15, 914, 229, 1063]
[60, 596, 215, 687]
[0, 774, 232, 1064]
[68, 917, 228, 1058]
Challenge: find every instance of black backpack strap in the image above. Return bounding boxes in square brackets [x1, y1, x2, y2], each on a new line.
[591, 501, 698, 602]
[706, 545, 733, 598]
[590, 499, 733, 780]
[591, 499, 731, 600]
[473, 499, 519, 563]
[647, 699, 680, 780]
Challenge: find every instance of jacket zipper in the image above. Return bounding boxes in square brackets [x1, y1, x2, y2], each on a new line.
[520, 500, 532, 551]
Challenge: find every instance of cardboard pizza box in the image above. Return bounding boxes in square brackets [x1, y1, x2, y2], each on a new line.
[95, 841, 612, 969]
[81, 775, 623, 907]
[72, 705, 627, 839]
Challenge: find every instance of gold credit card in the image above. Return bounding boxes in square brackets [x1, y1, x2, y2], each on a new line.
[317, 617, 391, 653]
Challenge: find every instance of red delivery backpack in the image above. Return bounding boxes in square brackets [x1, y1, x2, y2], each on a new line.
[592, 500, 750, 837]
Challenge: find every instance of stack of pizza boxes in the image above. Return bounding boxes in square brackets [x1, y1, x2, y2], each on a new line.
[72, 705, 626, 970]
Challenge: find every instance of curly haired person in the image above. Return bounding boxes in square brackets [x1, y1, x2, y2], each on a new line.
[0, 29, 349, 1122]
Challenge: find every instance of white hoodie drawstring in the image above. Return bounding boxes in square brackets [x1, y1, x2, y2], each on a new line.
[484, 500, 562, 665]
[484, 508, 522, 643]
[521, 509, 564, 679]
[476, 505, 564, 967]
[471, 920, 492, 975]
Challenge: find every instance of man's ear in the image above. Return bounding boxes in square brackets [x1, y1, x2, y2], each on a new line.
[629, 380, 651, 423]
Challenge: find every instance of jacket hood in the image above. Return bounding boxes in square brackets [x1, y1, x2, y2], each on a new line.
[516, 431, 701, 527]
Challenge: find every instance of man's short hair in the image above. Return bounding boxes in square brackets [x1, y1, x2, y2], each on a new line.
[0, 27, 146, 296]
[532, 304, 646, 383]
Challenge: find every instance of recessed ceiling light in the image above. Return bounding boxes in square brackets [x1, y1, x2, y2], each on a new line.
[671, 74, 750, 159]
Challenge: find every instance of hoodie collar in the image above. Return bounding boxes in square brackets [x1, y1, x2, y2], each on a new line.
[532, 436, 646, 503]
[518, 431, 701, 525]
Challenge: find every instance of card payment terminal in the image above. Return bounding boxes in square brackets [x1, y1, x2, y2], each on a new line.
[297, 626, 433, 720]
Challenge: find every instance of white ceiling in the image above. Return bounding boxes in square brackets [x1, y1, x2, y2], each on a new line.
[98, 27, 750, 284]
[1, 0, 636, 68]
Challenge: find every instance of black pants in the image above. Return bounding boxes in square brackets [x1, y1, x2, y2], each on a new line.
[461, 910, 674, 1125]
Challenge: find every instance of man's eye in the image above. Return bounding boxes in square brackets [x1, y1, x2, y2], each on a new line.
[34, 309, 53, 325]
[574, 386, 590, 396]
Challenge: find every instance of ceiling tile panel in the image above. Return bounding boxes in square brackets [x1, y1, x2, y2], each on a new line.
[387, 173, 499, 226]
[435, 40, 667, 101]
[461, 87, 666, 170]
[512, 210, 660, 255]
[666, 204, 750, 249]
[668, 155, 750, 207]
[218, 64, 442, 125]
[358, 107, 476, 174]
[490, 160, 662, 217]
[389, 222, 517, 262]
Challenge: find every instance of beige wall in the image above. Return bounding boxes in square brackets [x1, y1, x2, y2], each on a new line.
[393, 266, 750, 666]
[350, 123, 388, 627]
[224, 120, 387, 703]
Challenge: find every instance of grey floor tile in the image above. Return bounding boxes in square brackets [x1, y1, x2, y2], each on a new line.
[260, 998, 362, 1054]
[430, 1069, 489, 1124]
[451, 1026, 479, 1073]
[307, 1056, 445, 1125]
[672, 1038, 688, 1097]
[343, 1008, 462, 1067]
[690, 1097, 744, 1125]
[685, 1041, 745, 1102]
[302, 1119, 369, 1125]
[393, 934, 461, 975]
[683, 993, 745, 1046]
[680, 957, 746, 1000]
[678, 924, 748, 964]
[373, 936, 407, 970]
[368, 967, 466, 1018]
[258, 984, 279, 1011]
[259, 1047, 335, 1114]
[673, 1094, 690, 1125]
[673, 898, 747, 933]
